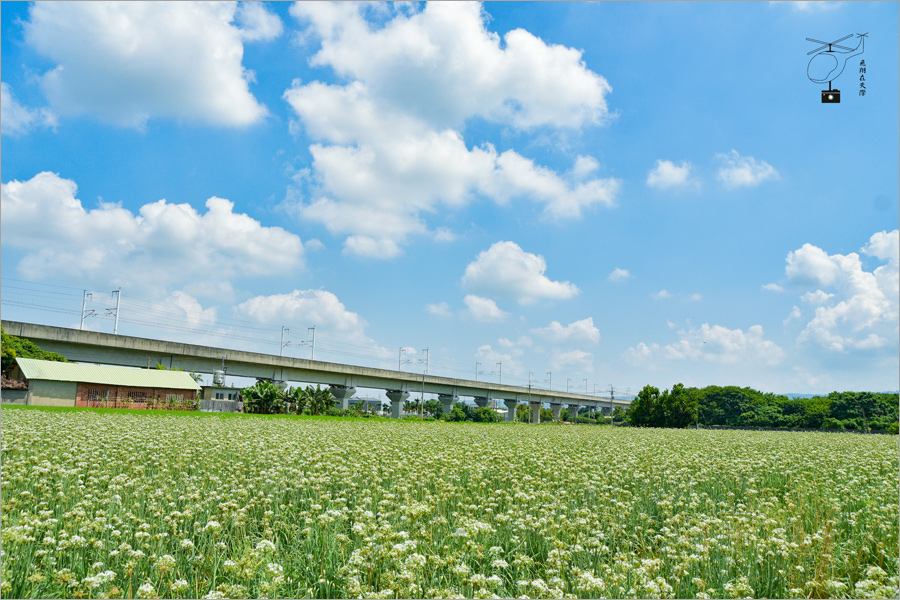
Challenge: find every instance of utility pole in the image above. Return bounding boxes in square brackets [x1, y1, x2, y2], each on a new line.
[566, 378, 571, 393]
[493, 362, 502, 385]
[608, 384, 616, 417]
[80, 291, 95, 330]
[475, 362, 481, 382]
[298, 326, 316, 359]
[106, 288, 121, 335]
[418, 349, 429, 418]
[584, 379, 589, 418]
[399, 347, 411, 371]
[546, 371, 552, 391]
[280, 326, 290, 356]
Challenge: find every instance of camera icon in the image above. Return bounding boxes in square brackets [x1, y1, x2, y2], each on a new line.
[821, 89, 841, 103]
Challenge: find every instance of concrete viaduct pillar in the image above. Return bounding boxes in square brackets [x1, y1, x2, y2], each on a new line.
[503, 399, 518, 422]
[568, 404, 581, 423]
[473, 397, 490, 409]
[550, 403, 562, 422]
[439, 394, 457, 416]
[330, 385, 356, 410]
[530, 401, 542, 424]
[385, 390, 409, 419]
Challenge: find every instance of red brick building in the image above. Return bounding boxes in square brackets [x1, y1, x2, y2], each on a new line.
[5, 358, 201, 409]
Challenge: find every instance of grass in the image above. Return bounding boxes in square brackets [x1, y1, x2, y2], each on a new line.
[1, 407, 897, 599]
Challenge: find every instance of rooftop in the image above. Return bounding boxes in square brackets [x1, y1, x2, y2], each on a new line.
[14, 358, 201, 391]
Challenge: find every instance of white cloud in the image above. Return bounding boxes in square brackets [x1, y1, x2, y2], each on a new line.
[0, 172, 304, 298]
[475, 344, 523, 377]
[783, 231, 899, 352]
[624, 323, 785, 367]
[462, 241, 579, 305]
[166, 290, 218, 328]
[484, 150, 620, 220]
[291, 2, 612, 130]
[775, 1, 844, 12]
[784, 305, 803, 326]
[571, 155, 600, 179]
[762, 283, 784, 292]
[652, 289, 671, 300]
[237, 289, 367, 340]
[801, 290, 834, 304]
[434, 228, 456, 243]
[23, 1, 275, 128]
[532, 318, 600, 345]
[284, 81, 619, 254]
[304, 239, 325, 252]
[343, 235, 403, 260]
[786, 243, 841, 286]
[608, 268, 631, 282]
[646, 159, 696, 190]
[497, 336, 532, 349]
[462, 295, 509, 322]
[282, 2, 620, 257]
[550, 349, 594, 374]
[1, 82, 57, 136]
[234, 1, 283, 41]
[716, 150, 779, 188]
[688, 293, 702, 302]
[425, 302, 452, 317]
[863, 229, 900, 265]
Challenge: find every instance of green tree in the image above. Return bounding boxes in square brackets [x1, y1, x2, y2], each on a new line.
[448, 402, 471, 422]
[662, 384, 699, 428]
[472, 406, 501, 423]
[516, 404, 531, 422]
[241, 381, 286, 415]
[1, 327, 69, 376]
[423, 398, 443, 417]
[626, 385, 661, 427]
[627, 384, 698, 428]
[828, 392, 899, 428]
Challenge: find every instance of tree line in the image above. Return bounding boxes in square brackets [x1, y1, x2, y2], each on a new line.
[626, 384, 899, 433]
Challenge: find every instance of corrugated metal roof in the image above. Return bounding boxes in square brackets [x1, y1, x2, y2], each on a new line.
[14, 358, 201, 390]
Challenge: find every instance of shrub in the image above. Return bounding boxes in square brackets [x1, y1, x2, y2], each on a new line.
[471, 407, 501, 423]
[821, 417, 844, 430]
[889, 422, 899, 435]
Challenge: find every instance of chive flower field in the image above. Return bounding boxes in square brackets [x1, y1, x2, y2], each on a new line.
[1, 407, 897, 599]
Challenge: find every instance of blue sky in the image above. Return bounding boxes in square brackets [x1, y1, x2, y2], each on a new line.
[2, 1, 898, 397]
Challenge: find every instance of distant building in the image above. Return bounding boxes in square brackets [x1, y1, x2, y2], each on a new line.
[201, 386, 242, 402]
[200, 386, 244, 412]
[3, 358, 201, 409]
